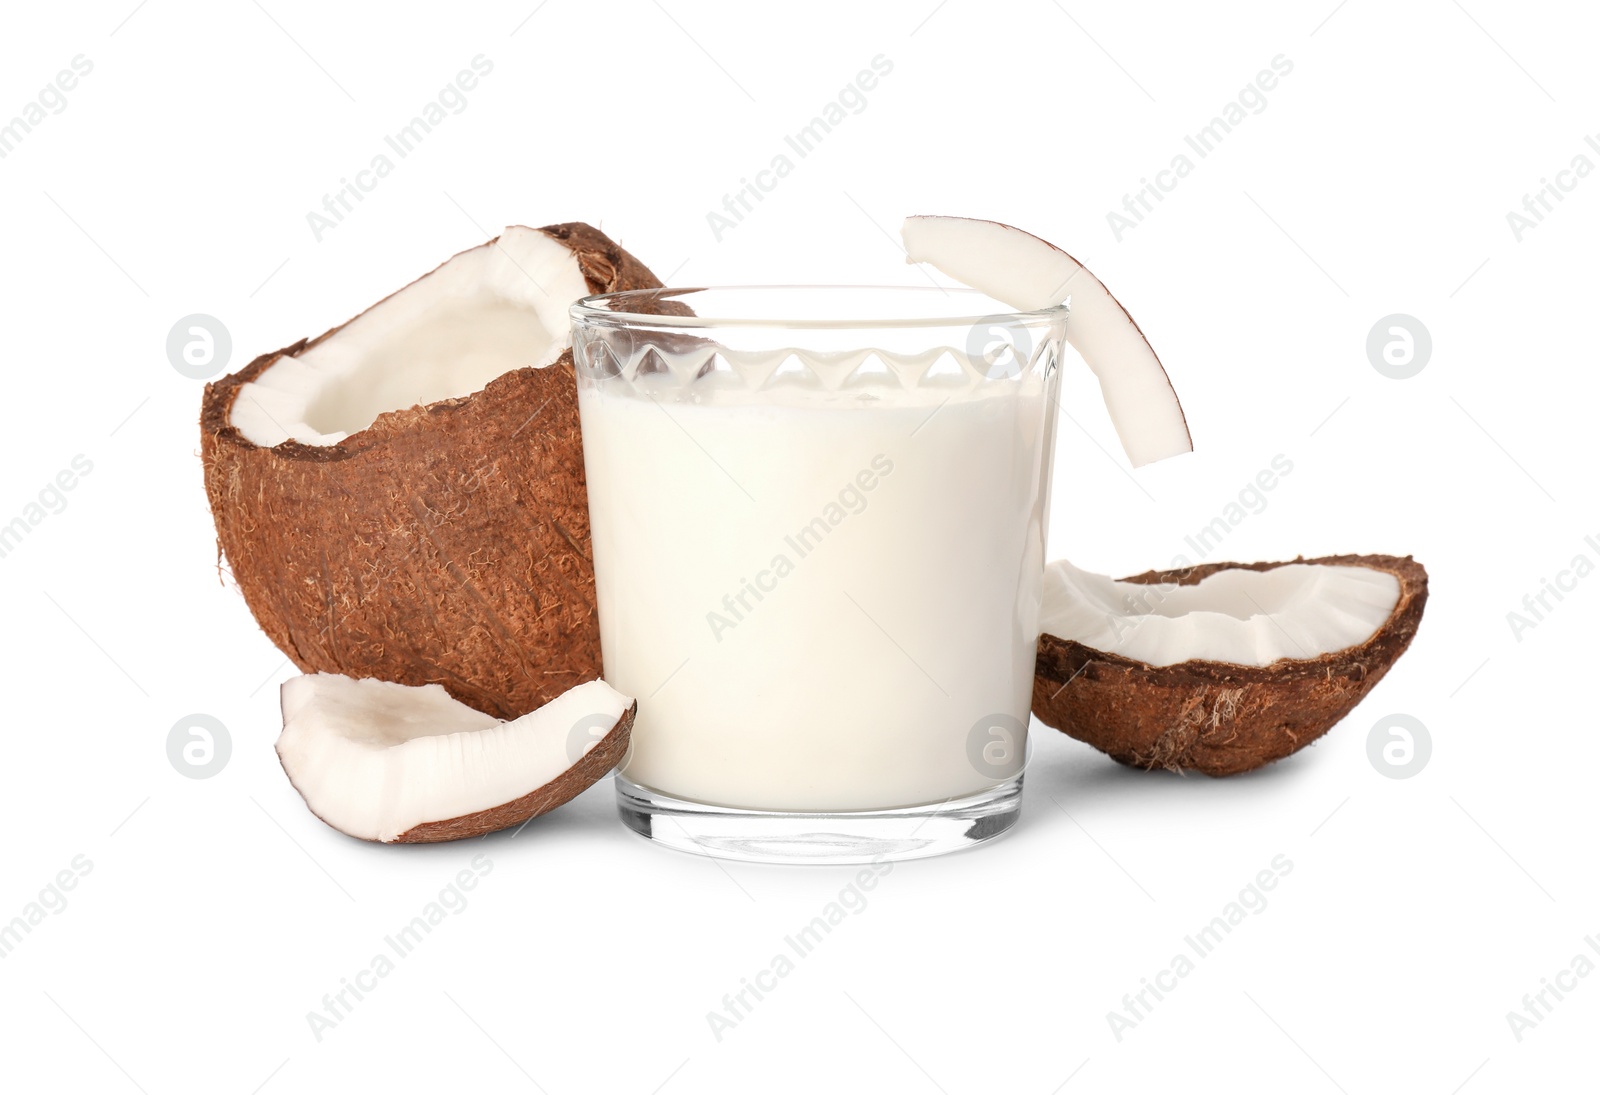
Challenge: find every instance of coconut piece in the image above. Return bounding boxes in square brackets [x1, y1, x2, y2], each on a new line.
[201, 223, 661, 719]
[901, 215, 1191, 467]
[1033, 554, 1427, 776]
[276, 674, 636, 843]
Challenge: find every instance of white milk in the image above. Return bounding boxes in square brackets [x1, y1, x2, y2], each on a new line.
[578, 385, 1051, 812]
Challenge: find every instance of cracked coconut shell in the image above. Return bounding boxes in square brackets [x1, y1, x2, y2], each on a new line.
[201, 223, 660, 719]
[1032, 554, 1428, 776]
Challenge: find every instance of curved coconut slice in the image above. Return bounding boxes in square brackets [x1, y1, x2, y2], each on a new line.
[901, 215, 1191, 467]
[202, 223, 661, 720]
[276, 674, 636, 843]
[1033, 554, 1427, 776]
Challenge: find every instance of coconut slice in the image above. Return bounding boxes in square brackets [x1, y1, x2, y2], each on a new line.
[901, 215, 1191, 467]
[1033, 554, 1427, 776]
[276, 674, 636, 842]
[202, 223, 661, 720]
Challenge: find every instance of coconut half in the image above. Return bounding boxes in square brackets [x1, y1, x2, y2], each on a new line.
[1033, 554, 1427, 776]
[901, 215, 1191, 467]
[202, 223, 661, 719]
[276, 674, 636, 842]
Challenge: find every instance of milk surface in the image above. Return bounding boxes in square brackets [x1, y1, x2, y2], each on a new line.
[578, 384, 1052, 811]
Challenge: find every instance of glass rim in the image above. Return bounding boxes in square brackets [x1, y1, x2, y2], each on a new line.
[570, 285, 1069, 331]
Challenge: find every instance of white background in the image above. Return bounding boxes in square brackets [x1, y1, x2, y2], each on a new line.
[1, 1, 1594, 1092]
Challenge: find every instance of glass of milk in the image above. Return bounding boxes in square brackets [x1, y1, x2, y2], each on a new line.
[571, 286, 1063, 863]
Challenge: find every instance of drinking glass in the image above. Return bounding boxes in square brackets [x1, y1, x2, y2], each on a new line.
[570, 286, 1064, 863]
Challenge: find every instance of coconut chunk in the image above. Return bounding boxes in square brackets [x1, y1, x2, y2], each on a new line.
[201, 222, 662, 720]
[901, 215, 1192, 467]
[1033, 554, 1428, 776]
[231, 226, 591, 447]
[276, 674, 635, 843]
[1042, 559, 1401, 668]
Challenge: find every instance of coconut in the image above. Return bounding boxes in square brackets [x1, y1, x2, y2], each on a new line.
[901, 214, 1192, 467]
[276, 674, 635, 842]
[201, 223, 661, 719]
[1033, 554, 1428, 776]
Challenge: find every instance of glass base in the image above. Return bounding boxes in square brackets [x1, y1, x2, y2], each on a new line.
[614, 775, 1022, 865]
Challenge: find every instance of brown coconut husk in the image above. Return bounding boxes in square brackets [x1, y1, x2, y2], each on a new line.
[1033, 554, 1428, 776]
[201, 224, 660, 719]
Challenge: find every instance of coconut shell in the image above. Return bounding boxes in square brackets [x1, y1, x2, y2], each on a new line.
[202, 223, 660, 719]
[1032, 554, 1428, 776]
[390, 702, 635, 843]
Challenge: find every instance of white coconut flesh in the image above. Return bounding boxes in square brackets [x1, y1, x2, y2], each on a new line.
[1042, 560, 1402, 668]
[276, 674, 632, 842]
[901, 215, 1192, 468]
[231, 226, 591, 447]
